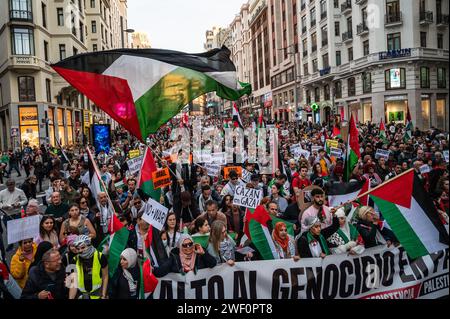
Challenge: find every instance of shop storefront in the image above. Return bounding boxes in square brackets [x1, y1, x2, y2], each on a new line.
[362, 99, 372, 123]
[47, 107, 55, 146]
[66, 110, 74, 145]
[384, 95, 408, 124]
[19, 106, 40, 147]
[421, 94, 431, 130]
[57, 109, 66, 146]
[436, 95, 447, 130]
[349, 102, 360, 122]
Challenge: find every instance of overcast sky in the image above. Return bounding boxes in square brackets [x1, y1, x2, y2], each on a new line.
[127, 0, 246, 52]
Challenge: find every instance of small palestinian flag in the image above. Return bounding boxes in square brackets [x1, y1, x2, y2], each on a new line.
[344, 114, 360, 181]
[106, 214, 130, 278]
[232, 103, 244, 129]
[139, 226, 159, 299]
[244, 206, 278, 260]
[327, 179, 370, 207]
[369, 170, 448, 259]
[138, 147, 161, 201]
[51, 46, 251, 142]
[332, 125, 341, 139]
[379, 118, 388, 144]
[404, 106, 413, 142]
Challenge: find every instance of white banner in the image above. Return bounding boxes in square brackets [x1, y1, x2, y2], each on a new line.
[7, 215, 41, 244]
[142, 198, 169, 231]
[375, 149, 390, 160]
[153, 246, 449, 299]
[232, 185, 262, 209]
[127, 155, 144, 176]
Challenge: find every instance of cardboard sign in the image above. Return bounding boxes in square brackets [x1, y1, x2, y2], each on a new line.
[290, 144, 303, 159]
[152, 167, 172, 189]
[205, 163, 221, 177]
[330, 147, 343, 158]
[326, 139, 339, 149]
[298, 149, 311, 159]
[375, 149, 390, 160]
[7, 215, 40, 245]
[129, 149, 140, 159]
[223, 166, 243, 179]
[127, 155, 143, 176]
[142, 198, 169, 231]
[443, 150, 449, 163]
[232, 186, 262, 209]
[419, 164, 431, 174]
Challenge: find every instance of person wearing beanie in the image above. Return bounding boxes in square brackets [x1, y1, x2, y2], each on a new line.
[109, 248, 141, 299]
[297, 213, 339, 258]
[153, 234, 217, 277]
[355, 206, 398, 248]
[327, 208, 365, 255]
[62, 234, 78, 268]
[69, 235, 108, 299]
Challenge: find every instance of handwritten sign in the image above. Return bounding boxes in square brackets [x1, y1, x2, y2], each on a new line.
[443, 150, 449, 163]
[419, 164, 431, 174]
[7, 215, 40, 244]
[232, 186, 262, 209]
[151, 168, 172, 189]
[204, 163, 221, 177]
[330, 147, 343, 158]
[223, 166, 243, 180]
[129, 149, 140, 159]
[142, 198, 169, 231]
[127, 155, 143, 176]
[375, 149, 390, 160]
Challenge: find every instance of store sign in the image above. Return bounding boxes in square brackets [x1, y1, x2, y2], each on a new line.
[390, 69, 401, 88]
[19, 107, 38, 125]
[379, 48, 412, 60]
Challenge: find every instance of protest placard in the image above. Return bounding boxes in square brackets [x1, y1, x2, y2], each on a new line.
[152, 167, 172, 189]
[128, 149, 140, 159]
[224, 166, 243, 179]
[127, 155, 143, 176]
[211, 152, 226, 165]
[281, 130, 289, 136]
[375, 149, 390, 160]
[419, 164, 431, 174]
[330, 147, 343, 158]
[298, 149, 311, 159]
[205, 163, 221, 177]
[290, 144, 302, 158]
[444, 150, 449, 163]
[241, 168, 252, 183]
[7, 215, 40, 245]
[142, 198, 169, 231]
[326, 139, 339, 149]
[311, 145, 322, 154]
[232, 185, 262, 209]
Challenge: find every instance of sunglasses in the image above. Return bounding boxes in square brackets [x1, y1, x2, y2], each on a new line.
[182, 242, 194, 248]
[80, 200, 87, 204]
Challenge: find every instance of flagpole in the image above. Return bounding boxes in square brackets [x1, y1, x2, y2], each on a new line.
[333, 168, 415, 210]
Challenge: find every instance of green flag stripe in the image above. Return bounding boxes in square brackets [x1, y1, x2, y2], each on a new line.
[345, 149, 359, 180]
[370, 195, 429, 259]
[134, 67, 251, 137]
[249, 219, 275, 260]
[141, 179, 161, 201]
[108, 227, 130, 278]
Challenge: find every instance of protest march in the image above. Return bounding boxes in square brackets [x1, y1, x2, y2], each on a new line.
[0, 41, 448, 303]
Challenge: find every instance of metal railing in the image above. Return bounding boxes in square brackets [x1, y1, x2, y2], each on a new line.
[437, 14, 449, 25]
[385, 12, 402, 25]
[341, 1, 352, 13]
[9, 9, 33, 21]
[419, 11, 433, 23]
[357, 23, 369, 35]
[342, 30, 353, 41]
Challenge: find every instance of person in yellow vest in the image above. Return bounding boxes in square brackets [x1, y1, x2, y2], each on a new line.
[69, 235, 108, 299]
[10, 238, 37, 288]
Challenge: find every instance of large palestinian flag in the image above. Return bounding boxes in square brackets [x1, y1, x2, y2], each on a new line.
[368, 170, 448, 259]
[51, 46, 251, 141]
[328, 179, 370, 207]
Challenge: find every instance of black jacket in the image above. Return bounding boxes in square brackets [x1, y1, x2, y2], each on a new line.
[109, 265, 141, 299]
[21, 262, 68, 299]
[21, 181, 37, 199]
[356, 220, 398, 248]
[297, 216, 339, 258]
[172, 193, 200, 223]
[153, 247, 217, 277]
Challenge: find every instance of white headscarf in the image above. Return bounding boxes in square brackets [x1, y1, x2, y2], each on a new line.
[335, 208, 351, 241]
[120, 248, 138, 294]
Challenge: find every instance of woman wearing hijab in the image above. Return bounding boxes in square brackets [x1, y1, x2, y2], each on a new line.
[153, 234, 217, 277]
[28, 241, 53, 273]
[327, 208, 365, 255]
[272, 222, 299, 260]
[355, 206, 398, 248]
[109, 248, 141, 299]
[297, 214, 339, 258]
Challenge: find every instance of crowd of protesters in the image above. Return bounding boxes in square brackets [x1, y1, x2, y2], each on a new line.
[0, 114, 448, 299]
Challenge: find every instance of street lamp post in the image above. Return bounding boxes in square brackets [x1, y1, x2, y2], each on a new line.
[122, 28, 135, 48]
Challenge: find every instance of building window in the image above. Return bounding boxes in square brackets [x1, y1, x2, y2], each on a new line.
[335, 21, 340, 37]
[19, 106, 40, 147]
[336, 50, 341, 66]
[18, 76, 35, 101]
[324, 85, 330, 100]
[73, 47, 78, 56]
[71, 11, 76, 36]
[57, 8, 64, 26]
[311, 32, 317, 52]
[362, 72, 371, 93]
[321, 26, 328, 47]
[385, 68, 406, 89]
[437, 34, 443, 49]
[312, 59, 318, 72]
[438, 68, 447, 88]
[57, 109, 66, 145]
[302, 38, 308, 56]
[322, 53, 329, 68]
[363, 40, 369, 56]
[314, 87, 320, 102]
[301, 15, 307, 33]
[420, 32, 427, 48]
[43, 40, 48, 61]
[310, 7, 316, 27]
[91, 0, 95, 8]
[387, 32, 401, 51]
[348, 77, 355, 96]
[79, 22, 84, 42]
[303, 63, 309, 75]
[348, 47, 353, 61]
[41, 2, 47, 28]
[420, 67, 430, 88]
[306, 90, 311, 104]
[11, 27, 34, 55]
[46, 79, 51, 102]
[93, 44, 97, 51]
[334, 81, 342, 98]
[320, 0, 327, 19]
[59, 44, 66, 60]
[92, 21, 96, 33]
[10, 0, 32, 20]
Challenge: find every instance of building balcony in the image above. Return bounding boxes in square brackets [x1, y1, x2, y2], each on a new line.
[419, 11, 433, 24]
[9, 9, 33, 22]
[342, 31, 353, 42]
[341, 1, 352, 15]
[1, 55, 52, 74]
[320, 67, 331, 76]
[357, 23, 369, 36]
[355, 0, 367, 5]
[436, 14, 449, 27]
[310, 20, 316, 28]
[385, 12, 403, 26]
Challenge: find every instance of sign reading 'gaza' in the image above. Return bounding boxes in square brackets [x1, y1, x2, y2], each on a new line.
[232, 186, 262, 209]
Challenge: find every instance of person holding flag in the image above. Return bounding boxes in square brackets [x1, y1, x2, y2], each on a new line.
[109, 248, 141, 299]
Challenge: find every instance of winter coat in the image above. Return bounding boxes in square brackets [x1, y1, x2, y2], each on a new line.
[21, 261, 67, 299]
[10, 244, 37, 288]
